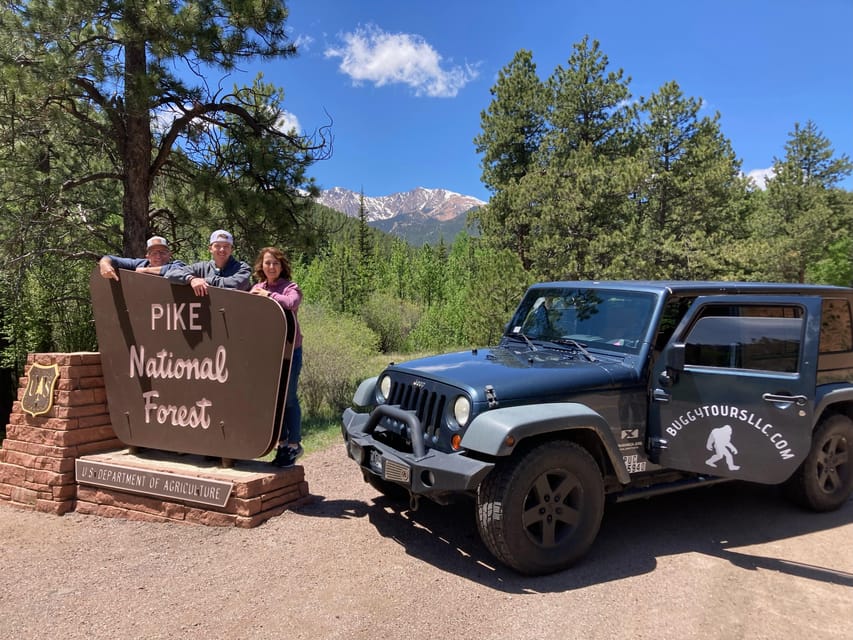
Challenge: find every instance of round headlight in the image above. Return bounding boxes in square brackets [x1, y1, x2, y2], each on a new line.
[378, 375, 392, 403]
[453, 395, 471, 427]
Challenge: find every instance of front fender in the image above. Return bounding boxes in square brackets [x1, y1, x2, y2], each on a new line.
[352, 376, 378, 408]
[460, 403, 631, 484]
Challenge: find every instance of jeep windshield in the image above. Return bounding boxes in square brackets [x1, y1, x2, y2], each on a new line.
[504, 287, 656, 355]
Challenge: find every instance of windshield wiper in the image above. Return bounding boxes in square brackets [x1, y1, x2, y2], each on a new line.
[549, 338, 596, 362]
[505, 332, 537, 351]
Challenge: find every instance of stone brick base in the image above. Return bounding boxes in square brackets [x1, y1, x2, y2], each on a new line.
[75, 449, 311, 528]
[0, 352, 311, 527]
[0, 352, 121, 514]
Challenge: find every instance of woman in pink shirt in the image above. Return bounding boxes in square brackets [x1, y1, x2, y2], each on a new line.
[251, 246, 304, 468]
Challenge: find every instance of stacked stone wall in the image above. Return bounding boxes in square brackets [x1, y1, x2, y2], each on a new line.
[0, 352, 310, 527]
[0, 352, 120, 514]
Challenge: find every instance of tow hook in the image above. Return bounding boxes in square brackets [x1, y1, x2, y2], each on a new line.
[409, 493, 420, 512]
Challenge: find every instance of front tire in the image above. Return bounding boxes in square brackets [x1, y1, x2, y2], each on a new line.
[783, 414, 853, 511]
[476, 441, 604, 575]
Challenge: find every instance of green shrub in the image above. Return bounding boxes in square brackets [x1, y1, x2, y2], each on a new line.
[360, 291, 422, 353]
[806, 235, 853, 286]
[299, 303, 380, 417]
[404, 301, 465, 352]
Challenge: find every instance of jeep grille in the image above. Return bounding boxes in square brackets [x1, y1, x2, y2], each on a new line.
[386, 378, 448, 438]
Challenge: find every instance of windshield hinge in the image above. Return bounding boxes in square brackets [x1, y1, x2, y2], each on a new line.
[485, 384, 498, 408]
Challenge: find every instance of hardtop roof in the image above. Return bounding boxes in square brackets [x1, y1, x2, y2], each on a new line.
[529, 280, 853, 296]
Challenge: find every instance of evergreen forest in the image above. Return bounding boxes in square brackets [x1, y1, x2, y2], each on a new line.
[1, 3, 851, 428]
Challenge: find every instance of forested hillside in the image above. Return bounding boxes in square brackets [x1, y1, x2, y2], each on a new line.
[0, 4, 850, 429]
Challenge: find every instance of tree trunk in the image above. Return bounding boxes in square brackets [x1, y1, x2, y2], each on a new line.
[121, 33, 152, 257]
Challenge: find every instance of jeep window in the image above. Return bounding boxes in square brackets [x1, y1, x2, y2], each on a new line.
[654, 296, 696, 352]
[510, 288, 655, 354]
[820, 298, 853, 354]
[683, 304, 803, 373]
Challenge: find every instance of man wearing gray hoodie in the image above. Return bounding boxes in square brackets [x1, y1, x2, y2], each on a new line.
[167, 229, 251, 294]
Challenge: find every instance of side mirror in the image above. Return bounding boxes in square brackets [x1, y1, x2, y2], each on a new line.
[667, 343, 686, 372]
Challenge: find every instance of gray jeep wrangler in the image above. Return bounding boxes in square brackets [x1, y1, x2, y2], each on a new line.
[341, 281, 853, 575]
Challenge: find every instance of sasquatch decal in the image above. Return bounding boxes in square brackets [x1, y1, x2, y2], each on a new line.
[704, 424, 740, 471]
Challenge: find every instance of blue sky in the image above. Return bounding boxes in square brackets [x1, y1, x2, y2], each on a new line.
[250, 0, 852, 201]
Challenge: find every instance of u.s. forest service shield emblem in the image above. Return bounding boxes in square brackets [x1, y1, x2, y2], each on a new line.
[21, 363, 59, 417]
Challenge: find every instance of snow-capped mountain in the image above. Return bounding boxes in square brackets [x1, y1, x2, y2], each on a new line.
[317, 186, 485, 223]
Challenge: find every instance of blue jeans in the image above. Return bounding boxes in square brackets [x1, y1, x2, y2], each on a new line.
[282, 346, 302, 445]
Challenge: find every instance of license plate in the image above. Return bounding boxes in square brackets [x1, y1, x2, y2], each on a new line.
[369, 449, 383, 475]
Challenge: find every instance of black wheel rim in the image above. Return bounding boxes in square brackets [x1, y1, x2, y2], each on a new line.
[521, 469, 582, 548]
[817, 433, 850, 494]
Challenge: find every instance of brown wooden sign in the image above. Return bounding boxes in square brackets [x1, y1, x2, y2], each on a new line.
[89, 268, 295, 459]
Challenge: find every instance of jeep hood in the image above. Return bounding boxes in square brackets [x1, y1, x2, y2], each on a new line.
[390, 345, 638, 404]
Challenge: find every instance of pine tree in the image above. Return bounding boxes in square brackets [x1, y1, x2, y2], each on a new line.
[758, 121, 853, 282]
[473, 49, 546, 269]
[353, 189, 376, 302]
[515, 37, 640, 279]
[614, 81, 750, 279]
[0, 0, 329, 257]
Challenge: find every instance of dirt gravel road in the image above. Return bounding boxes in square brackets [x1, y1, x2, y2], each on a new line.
[1, 442, 851, 640]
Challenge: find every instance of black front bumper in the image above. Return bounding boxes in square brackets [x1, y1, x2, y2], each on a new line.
[341, 407, 494, 496]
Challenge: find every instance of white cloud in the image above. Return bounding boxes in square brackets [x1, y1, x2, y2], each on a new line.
[324, 24, 479, 98]
[275, 110, 300, 134]
[151, 104, 182, 134]
[746, 167, 775, 190]
[151, 103, 301, 137]
[293, 33, 314, 52]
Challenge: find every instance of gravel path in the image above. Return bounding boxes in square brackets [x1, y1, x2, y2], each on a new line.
[1, 442, 851, 640]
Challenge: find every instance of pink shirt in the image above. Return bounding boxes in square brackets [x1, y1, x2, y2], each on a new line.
[251, 279, 303, 348]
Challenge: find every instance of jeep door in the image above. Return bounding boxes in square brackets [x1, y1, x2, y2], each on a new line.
[648, 295, 821, 484]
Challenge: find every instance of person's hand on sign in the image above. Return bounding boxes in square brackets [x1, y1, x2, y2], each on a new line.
[98, 257, 119, 281]
[188, 276, 209, 296]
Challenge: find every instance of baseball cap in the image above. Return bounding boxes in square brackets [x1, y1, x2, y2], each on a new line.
[209, 230, 234, 245]
[146, 236, 170, 250]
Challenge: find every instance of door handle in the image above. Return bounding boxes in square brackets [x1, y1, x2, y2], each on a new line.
[653, 388, 671, 403]
[762, 393, 807, 406]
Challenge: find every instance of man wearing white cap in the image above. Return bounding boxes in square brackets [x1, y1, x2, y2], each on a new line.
[167, 229, 251, 294]
[98, 236, 185, 280]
